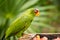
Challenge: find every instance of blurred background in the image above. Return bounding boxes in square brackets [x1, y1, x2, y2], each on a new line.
[24, 0, 60, 33]
[0, 0, 60, 35]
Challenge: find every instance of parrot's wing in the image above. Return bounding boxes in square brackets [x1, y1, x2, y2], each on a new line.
[16, 19, 32, 38]
[5, 15, 28, 38]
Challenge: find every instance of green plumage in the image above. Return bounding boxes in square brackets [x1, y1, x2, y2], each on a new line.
[5, 8, 36, 38]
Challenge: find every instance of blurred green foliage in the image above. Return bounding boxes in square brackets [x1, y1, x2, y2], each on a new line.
[25, 0, 60, 33]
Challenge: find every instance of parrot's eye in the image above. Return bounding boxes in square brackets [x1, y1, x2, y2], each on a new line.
[34, 9, 39, 16]
[34, 9, 39, 13]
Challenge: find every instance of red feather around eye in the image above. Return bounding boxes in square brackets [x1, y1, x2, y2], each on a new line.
[34, 9, 40, 16]
[34, 9, 39, 13]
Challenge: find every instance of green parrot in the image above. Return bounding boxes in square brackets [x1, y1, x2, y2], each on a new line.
[5, 8, 40, 38]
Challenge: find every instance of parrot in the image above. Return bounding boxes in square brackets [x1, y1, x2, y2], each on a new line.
[5, 8, 40, 39]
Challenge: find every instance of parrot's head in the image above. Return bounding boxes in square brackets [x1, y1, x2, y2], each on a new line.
[25, 8, 40, 16]
[34, 9, 40, 16]
[29, 8, 40, 16]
